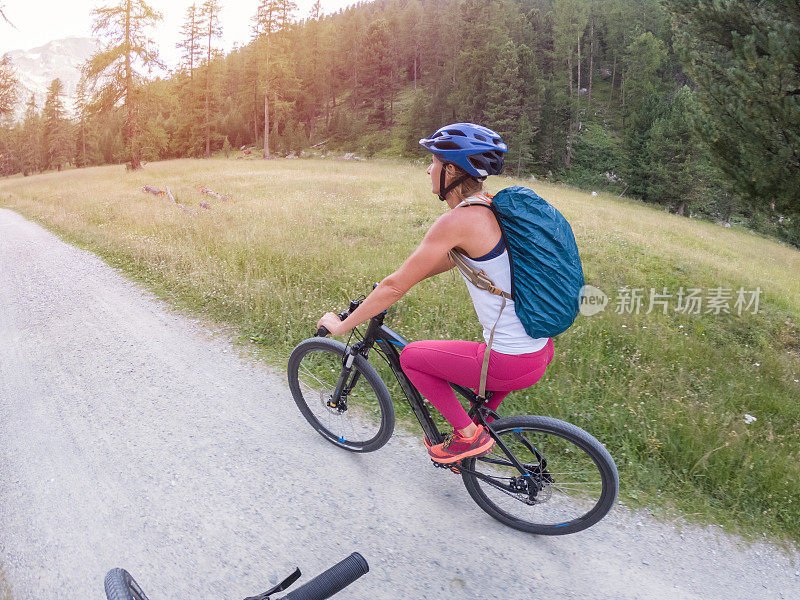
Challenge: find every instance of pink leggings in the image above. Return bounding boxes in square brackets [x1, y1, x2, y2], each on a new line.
[399, 338, 554, 430]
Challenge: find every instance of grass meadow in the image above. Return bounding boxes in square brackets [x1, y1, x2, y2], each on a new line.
[2, 157, 799, 545]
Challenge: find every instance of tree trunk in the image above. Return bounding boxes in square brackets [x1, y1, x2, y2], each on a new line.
[588, 19, 594, 111]
[205, 20, 212, 158]
[568, 48, 573, 98]
[124, 0, 140, 170]
[81, 121, 86, 167]
[565, 126, 573, 168]
[263, 33, 272, 159]
[413, 52, 417, 92]
[253, 78, 258, 146]
[263, 87, 270, 158]
[577, 39, 581, 105]
[677, 200, 686, 217]
[608, 54, 616, 110]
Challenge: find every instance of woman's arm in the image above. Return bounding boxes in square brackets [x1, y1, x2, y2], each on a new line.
[423, 252, 455, 279]
[317, 213, 462, 335]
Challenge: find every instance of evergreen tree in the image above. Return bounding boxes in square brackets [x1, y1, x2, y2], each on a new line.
[669, 0, 800, 217]
[174, 5, 205, 157]
[177, 3, 203, 80]
[42, 79, 74, 171]
[485, 40, 523, 164]
[74, 73, 91, 167]
[252, 0, 282, 157]
[361, 18, 395, 126]
[643, 87, 707, 215]
[20, 94, 43, 175]
[200, 0, 223, 157]
[86, 0, 163, 170]
[0, 55, 16, 118]
[620, 31, 668, 199]
[553, 0, 590, 167]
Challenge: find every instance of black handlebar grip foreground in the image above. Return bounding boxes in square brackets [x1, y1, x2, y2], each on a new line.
[281, 553, 369, 600]
[315, 326, 330, 337]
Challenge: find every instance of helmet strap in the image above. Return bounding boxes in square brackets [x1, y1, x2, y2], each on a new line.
[438, 165, 471, 202]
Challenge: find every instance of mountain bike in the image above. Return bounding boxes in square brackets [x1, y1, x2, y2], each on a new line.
[104, 552, 369, 600]
[288, 293, 619, 535]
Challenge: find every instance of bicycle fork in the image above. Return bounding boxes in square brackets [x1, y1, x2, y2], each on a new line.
[329, 345, 364, 410]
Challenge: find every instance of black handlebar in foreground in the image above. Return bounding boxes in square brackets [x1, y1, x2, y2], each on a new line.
[280, 552, 369, 600]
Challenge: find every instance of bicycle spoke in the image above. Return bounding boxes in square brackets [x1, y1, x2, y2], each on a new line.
[290, 345, 390, 448]
[462, 420, 614, 532]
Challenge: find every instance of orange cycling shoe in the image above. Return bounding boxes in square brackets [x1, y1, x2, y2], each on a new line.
[428, 425, 495, 464]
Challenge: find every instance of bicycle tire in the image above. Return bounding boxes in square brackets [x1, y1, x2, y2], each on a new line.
[288, 337, 395, 452]
[104, 569, 150, 600]
[461, 415, 619, 535]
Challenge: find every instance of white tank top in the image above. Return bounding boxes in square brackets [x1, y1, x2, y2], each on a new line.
[456, 205, 550, 355]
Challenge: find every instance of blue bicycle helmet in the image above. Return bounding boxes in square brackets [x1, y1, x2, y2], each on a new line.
[419, 123, 507, 201]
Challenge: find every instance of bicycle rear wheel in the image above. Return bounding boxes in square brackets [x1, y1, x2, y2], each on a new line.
[288, 337, 395, 452]
[104, 569, 150, 600]
[461, 415, 618, 535]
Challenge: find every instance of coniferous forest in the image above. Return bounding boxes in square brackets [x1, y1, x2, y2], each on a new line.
[0, 0, 798, 247]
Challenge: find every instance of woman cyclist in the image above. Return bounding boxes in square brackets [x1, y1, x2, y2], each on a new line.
[317, 122, 555, 464]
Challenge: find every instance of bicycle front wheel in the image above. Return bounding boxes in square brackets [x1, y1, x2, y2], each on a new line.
[288, 337, 395, 452]
[461, 415, 619, 535]
[104, 569, 150, 600]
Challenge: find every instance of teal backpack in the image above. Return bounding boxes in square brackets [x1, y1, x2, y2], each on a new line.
[449, 186, 585, 396]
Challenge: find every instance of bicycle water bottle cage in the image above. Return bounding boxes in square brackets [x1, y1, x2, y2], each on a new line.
[243, 567, 301, 600]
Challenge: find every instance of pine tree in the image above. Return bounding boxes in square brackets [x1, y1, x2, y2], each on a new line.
[177, 3, 203, 80]
[309, 1, 322, 21]
[20, 94, 43, 175]
[74, 73, 90, 167]
[86, 0, 163, 170]
[252, 0, 280, 157]
[644, 87, 705, 215]
[252, 0, 295, 158]
[485, 40, 523, 152]
[276, 0, 297, 32]
[361, 18, 395, 126]
[669, 0, 800, 217]
[0, 55, 16, 118]
[199, 0, 223, 158]
[553, 0, 590, 167]
[42, 79, 74, 171]
[620, 31, 668, 200]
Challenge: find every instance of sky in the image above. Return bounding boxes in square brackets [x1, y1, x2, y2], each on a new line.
[1, 0, 359, 68]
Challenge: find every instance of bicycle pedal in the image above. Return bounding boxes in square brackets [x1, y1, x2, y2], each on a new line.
[430, 459, 462, 474]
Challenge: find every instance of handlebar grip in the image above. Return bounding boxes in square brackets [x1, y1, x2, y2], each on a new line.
[315, 326, 330, 337]
[280, 553, 369, 600]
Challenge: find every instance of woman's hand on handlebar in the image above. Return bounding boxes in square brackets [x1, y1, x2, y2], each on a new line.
[316, 312, 350, 336]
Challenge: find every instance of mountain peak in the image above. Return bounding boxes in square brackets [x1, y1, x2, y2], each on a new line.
[4, 37, 100, 122]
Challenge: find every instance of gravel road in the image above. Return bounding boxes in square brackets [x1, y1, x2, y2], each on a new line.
[0, 207, 798, 600]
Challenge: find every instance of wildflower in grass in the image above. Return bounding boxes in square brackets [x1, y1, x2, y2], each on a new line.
[744, 413, 757, 424]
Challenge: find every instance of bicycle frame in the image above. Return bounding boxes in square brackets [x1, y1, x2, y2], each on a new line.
[340, 312, 538, 481]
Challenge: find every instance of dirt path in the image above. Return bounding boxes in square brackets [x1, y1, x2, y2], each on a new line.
[0, 207, 797, 600]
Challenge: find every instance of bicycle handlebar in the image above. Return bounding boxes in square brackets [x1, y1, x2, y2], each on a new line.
[279, 552, 369, 600]
[315, 297, 365, 338]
